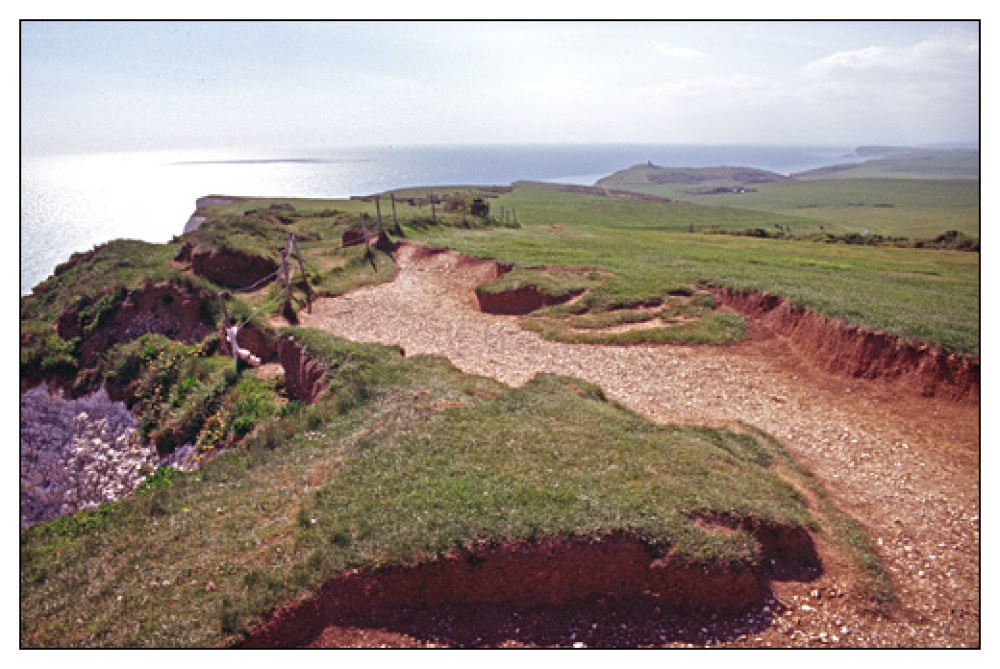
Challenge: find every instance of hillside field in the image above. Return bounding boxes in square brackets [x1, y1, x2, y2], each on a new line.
[20, 158, 979, 648]
[594, 149, 979, 238]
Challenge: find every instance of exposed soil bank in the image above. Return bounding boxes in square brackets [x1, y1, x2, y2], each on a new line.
[461, 249, 977, 401]
[405, 243, 512, 279]
[234, 325, 277, 364]
[476, 285, 582, 315]
[276, 335, 326, 405]
[241, 531, 818, 648]
[25, 281, 221, 398]
[713, 288, 979, 402]
[190, 247, 278, 289]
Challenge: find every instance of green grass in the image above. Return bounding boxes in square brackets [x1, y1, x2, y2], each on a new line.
[406, 185, 979, 355]
[476, 266, 605, 301]
[20, 239, 184, 324]
[22, 334, 887, 647]
[297, 244, 399, 299]
[793, 148, 979, 180]
[298, 372, 813, 567]
[525, 310, 747, 346]
[500, 183, 817, 233]
[670, 179, 979, 239]
[593, 161, 979, 239]
[520, 291, 747, 346]
[198, 189, 518, 235]
[183, 213, 287, 261]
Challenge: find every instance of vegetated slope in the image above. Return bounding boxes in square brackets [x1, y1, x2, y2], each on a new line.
[792, 148, 979, 180]
[20, 183, 978, 648]
[591, 151, 980, 239]
[636, 178, 980, 239]
[19, 202, 402, 399]
[21, 330, 856, 648]
[598, 164, 788, 190]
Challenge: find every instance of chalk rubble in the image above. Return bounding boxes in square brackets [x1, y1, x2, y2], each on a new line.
[19, 385, 160, 530]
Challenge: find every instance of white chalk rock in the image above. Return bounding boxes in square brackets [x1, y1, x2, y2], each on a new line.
[20, 385, 159, 530]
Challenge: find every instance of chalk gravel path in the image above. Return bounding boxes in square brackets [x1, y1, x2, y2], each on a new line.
[299, 243, 979, 648]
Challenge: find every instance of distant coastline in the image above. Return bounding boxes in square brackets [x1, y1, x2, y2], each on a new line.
[170, 157, 340, 166]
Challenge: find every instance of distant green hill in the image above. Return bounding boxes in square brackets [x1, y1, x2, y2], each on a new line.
[793, 148, 979, 180]
[597, 164, 787, 196]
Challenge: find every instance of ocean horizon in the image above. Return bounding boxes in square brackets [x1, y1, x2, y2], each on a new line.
[21, 142, 865, 294]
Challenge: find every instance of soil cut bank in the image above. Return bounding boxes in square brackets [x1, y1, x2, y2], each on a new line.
[712, 288, 978, 402]
[243, 531, 820, 648]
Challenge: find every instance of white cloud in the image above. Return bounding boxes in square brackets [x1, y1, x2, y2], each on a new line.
[652, 41, 706, 60]
[803, 31, 979, 81]
[797, 30, 980, 137]
[803, 45, 888, 77]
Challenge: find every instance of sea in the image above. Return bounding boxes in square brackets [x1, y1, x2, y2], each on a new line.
[20, 143, 862, 295]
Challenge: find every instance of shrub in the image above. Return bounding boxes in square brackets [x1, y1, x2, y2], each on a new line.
[21, 321, 79, 376]
[470, 197, 490, 218]
[932, 230, 979, 251]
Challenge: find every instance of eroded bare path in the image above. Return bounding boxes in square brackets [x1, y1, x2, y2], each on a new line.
[299, 243, 979, 647]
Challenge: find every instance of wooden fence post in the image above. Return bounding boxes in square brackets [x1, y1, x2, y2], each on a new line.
[282, 243, 292, 311]
[217, 291, 239, 370]
[431, 196, 437, 222]
[390, 192, 403, 236]
[289, 232, 312, 314]
[359, 213, 371, 251]
[360, 213, 376, 271]
[375, 196, 383, 234]
[217, 292, 231, 351]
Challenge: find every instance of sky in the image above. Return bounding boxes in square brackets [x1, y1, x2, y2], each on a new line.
[19, 19, 981, 155]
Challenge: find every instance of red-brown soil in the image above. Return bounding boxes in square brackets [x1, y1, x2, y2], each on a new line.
[243, 531, 820, 649]
[56, 281, 217, 372]
[476, 285, 582, 315]
[276, 335, 327, 405]
[713, 288, 978, 402]
[266, 243, 979, 648]
[191, 247, 278, 289]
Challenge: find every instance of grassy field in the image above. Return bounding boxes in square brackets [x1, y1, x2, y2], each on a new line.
[593, 151, 980, 238]
[20, 162, 975, 647]
[606, 178, 978, 239]
[506, 182, 819, 232]
[21, 332, 887, 647]
[409, 185, 979, 355]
